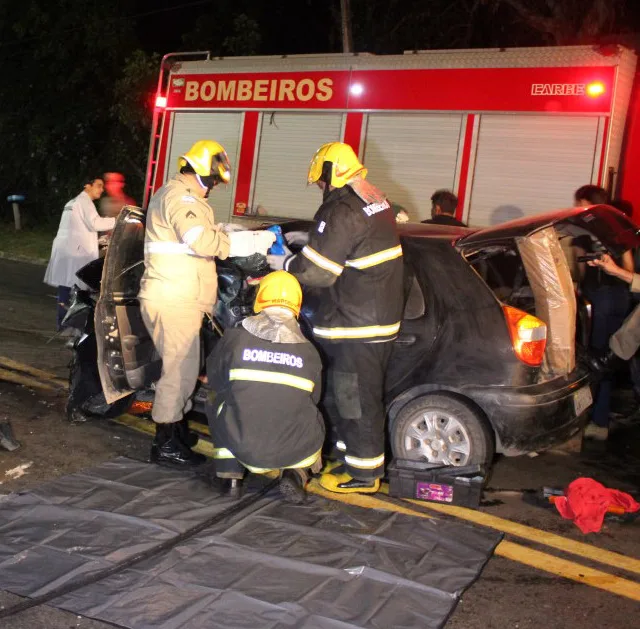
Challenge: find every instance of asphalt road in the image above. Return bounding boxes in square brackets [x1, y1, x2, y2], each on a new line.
[0, 258, 639, 629]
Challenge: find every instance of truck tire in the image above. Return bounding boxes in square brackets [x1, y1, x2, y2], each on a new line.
[390, 393, 494, 468]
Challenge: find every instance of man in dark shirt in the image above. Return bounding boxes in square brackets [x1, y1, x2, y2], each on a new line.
[421, 189, 467, 226]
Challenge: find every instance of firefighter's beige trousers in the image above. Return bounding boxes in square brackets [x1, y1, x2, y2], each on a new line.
[610, 302, 640, 360]
[140, 300, 202, 424]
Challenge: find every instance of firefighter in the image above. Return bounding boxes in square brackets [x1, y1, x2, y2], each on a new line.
[268, 142, 404, 494]
[139, 140, 231, 467]
[206, 271, 325, 502]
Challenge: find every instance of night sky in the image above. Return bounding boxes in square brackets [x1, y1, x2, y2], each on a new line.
[131, 0, 640, 56]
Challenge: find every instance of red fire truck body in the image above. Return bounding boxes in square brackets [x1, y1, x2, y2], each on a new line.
[145, 45, 638, 225]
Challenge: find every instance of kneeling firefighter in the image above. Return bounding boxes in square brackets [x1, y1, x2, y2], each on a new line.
[268, 142, 404, 494]
[139, 140, 231, 467]
[206, 271, 325, 502]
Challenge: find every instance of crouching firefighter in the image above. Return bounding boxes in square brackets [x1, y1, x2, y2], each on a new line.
[268, 142, 404, 494]
[139, 140, 231, 467]
[206, 271, 325, 502]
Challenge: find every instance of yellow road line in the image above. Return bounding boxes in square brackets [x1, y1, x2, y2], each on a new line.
[0, 356, 67, 386]
[398, 494, 640, 577]
[308, 481, 435, 517]
[114, 414, 215, 458]
[0, 367, 61, 392]
[498, 540, 640, 602]
[308, 480, 640, 602]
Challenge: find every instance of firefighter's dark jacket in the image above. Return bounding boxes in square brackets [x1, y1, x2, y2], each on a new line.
[206, 328, 325, 469]
[285, 184, 404, 342]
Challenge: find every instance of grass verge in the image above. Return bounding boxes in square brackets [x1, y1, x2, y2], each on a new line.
[0, 225, 54, 262]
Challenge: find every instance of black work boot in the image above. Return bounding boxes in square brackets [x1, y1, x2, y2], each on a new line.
[150, 423, 206, 467]
[279, 469, 308, 504]
[0, 422, 21, 452]
[587, 350, 624, 376]
[337, 478, 380, 491]
[220, 477, 244, 499]
[176, 417, 199, 448]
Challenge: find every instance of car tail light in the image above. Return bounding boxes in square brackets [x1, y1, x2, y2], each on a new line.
[502, 305, 547, 366]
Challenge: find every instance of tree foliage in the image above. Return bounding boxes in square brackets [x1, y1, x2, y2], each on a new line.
[0, 0, 634, 225]
[484, 0, 626, 46]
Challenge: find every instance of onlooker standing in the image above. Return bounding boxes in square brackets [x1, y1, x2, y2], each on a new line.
[99, 172, 136, 219]
[573, 185, 634, 440]
[422, 189, 467, 226]
[98, 172, 136, 250]
[44, 176, 115, 330]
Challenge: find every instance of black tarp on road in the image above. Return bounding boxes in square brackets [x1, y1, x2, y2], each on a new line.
[0, 458, 502, 629]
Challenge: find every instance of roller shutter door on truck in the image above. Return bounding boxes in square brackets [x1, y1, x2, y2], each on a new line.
[466, 115, 601, 227]
[165, 112, 243, 223]
[251, 113, 343, 220]
[362, 113, 464, 221]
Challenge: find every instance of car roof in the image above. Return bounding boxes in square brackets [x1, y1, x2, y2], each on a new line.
[398, 222, 474, 242]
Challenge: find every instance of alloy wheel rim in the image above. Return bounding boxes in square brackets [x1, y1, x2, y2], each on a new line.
[403, 410, 472, 466]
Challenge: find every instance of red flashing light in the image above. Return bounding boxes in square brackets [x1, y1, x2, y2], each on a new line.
[586, 82, 605, 98]
[155, 95, 167, 109]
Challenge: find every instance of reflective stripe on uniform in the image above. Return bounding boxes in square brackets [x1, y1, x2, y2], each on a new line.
[182, 225, 204, 246]
[229, 368, 315, 392]
[301, 246, 344, 276]
[345, 245, 403, 269]
[212, 447, 235, 459]
[241, 448, 322, 474]
[313, 322, 401, 340]
[144, 241, 197, 256]
[344, 453, 385, 469]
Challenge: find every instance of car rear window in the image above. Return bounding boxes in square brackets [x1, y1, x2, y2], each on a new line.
[467, 247, 536, 315]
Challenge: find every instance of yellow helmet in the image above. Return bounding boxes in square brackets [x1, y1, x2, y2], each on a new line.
[178, 140, 232, 187]
[254, 271, 303, 318]
[307, 142, 367, 188]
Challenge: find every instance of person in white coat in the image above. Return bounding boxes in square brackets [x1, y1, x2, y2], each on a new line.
[44, 176, 116, 329]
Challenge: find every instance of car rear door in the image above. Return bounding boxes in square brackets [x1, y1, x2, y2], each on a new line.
[456, 205, 640, 255]
[457, 204, 640, 379]
[96, 207, 161, 404]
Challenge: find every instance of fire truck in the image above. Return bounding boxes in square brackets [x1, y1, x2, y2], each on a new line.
[144, 44, 639, 226]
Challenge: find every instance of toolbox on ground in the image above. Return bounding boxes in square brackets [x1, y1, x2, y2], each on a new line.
[387, 459, 485, 508]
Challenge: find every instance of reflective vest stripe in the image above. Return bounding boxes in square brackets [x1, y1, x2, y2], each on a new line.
[182, 225, 204, 246]
[312, 322, 401, 340]
[144, 241, 198, 255]
[345, 245, 403, 269]
[344, 453, 385, 469]
[212, 447, 235, 459]
[229, 368, 315, 392]
[241, 448, 322, 474]
[301, 246, 344, 276]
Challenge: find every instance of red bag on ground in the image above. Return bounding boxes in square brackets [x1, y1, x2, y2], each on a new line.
[553, 477, 640, 534]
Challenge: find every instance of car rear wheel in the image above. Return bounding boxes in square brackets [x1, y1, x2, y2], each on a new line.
[391, 394, 494, 467]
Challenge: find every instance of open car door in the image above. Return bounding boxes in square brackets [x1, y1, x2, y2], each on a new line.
[96, 206, 161, 404]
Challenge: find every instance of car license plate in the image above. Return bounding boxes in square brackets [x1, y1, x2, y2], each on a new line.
[573, 386, 593, 416]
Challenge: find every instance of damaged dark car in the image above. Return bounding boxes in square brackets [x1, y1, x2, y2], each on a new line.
[65, 204, 640, 470]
